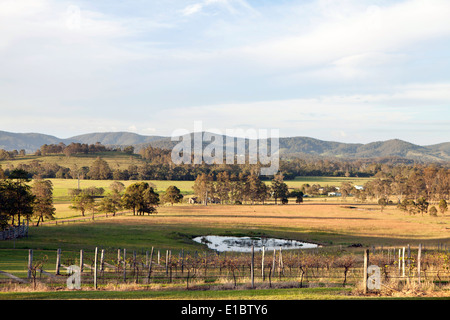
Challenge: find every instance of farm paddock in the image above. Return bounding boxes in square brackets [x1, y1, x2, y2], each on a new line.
[1, 203, 449, 299]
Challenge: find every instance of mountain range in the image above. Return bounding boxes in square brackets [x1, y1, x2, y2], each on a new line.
[1, 130, 449, 163]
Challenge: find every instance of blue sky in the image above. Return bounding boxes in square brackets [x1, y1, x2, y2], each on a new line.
[0, 0, 449, 145]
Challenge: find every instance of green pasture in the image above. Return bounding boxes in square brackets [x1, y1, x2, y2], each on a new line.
[0, 287, 356, 300]
[1, 201, 449, 300]
[19, 175, 373, 220]
[45, 175, 370, 203]
[0, 152, 143, 170]
[285, 176, 372, 188]
[47, 179, 196, 202]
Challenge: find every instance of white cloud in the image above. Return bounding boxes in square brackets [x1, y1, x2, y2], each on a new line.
[182, 3, 203, 16]
[232, 0, 450, 71]
[149, 82, 450, 144]
[181, 0, 258, 17]
[1, 0, 449, 145]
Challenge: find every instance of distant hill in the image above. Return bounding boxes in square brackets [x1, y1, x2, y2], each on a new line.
[0, 130, 449, 162]
[0, 131, 68, 153]
[70, 132, 166, 147]
[276, 137, 449, 162]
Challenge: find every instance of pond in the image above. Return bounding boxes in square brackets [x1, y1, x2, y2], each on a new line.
[193, 235, 319, 253]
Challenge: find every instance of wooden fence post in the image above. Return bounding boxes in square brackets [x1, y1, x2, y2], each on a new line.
[278, 248, 283, 280]
[417, 244, 422, 288]
[27, 249, 33, 279]
[117, 249, 121, 272]
[147, 247, 154, 283]
[272, 249, 276, 283]
[94, 247, 98, 289]
[402, 247, 406, 277]
[123, 248, 127, 282]
[100, 249, 105, 272]
[80, 249, 84, 272]
[261, 246, 265, 281]
[407, 244, 411, 270]
[181, 248, 185, 274]
[133, 251, 137, 277]
[363, 249, 369, 294]
[251, 245, 255, 289]
[169, 250, 173, 283]
[165, 250, 169, 276]
[55, 248, 61, 275]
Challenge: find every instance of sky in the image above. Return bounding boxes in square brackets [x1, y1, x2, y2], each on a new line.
[0, 0, 449, 145]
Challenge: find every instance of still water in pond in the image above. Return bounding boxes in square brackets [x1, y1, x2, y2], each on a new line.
[193, 235, 318, 252]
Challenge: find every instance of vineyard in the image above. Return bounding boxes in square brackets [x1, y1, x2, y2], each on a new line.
[11, 244, 450, 294]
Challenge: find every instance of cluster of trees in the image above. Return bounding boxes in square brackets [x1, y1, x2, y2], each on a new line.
[292, 165, 449, 216]
[139, 145, 172, 164]
[351, 166, 449, 216]
[397, 198, 448, 216]
[192, 172, 303, 205]
[70, 182, 183, 218]
[0, 149, 26, 160]
[1, 157, 118, 180]
[0, 169, 55, 229]
[357, 166, 450, 203]
[3, 143, 450, 183]
[0, 168, 185, 229]
[35, 142, 121, 156]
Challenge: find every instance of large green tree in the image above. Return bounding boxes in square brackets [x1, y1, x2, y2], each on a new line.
[0, 179, 35, 227]
[289, 189, 304, 204]
[246, 174, 267, 205]
[416, 197, 429, 216]
[162, 186, 183, 205]
[439, 199, 448, 215]
[88, 157, 112, 180]
[32, 179, 56, 226]
[70, 191, 95, 217]
[122, 182, 160, 215]
[271, 173, 288, 204]
[193, 173, 214, 205]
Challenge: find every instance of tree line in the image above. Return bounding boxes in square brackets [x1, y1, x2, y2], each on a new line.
[0, 169, 55, 229]
[69, 181, 161, 219]
[192, 172, 301, 205]
[68, 181, 187, 221]
[190, 165, 449, 217]
[354, 166, 449, 216]
[6, 143, 450, 182]
[0, 169, 184, 230]
[0, 149, 26, 160]
[35, 142, 133, 156]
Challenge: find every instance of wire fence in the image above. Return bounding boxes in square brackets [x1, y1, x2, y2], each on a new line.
[2, 244, 449, 292]
[0, 222, 28, 241]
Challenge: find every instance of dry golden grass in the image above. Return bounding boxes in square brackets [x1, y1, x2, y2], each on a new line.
[102, 203, 450, 247]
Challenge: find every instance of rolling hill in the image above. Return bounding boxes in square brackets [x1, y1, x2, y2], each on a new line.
[0, 130, 449, 162]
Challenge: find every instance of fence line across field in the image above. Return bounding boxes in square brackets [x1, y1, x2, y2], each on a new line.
[0, 222, 29, 241]
[0, 212, 132, 242]
[2, 243, 447, 292]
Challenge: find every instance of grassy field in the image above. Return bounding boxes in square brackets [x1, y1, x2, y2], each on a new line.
[42, 176, 372, 202]
[2, 175, 449, 300]
[0, 152, 143, 170]
[47, 178, 196, 202]
[27, 176, 373, 220]
[286, 176, 371, 187]
[3, 203, 448, 252]
[1, 203, 449, 300]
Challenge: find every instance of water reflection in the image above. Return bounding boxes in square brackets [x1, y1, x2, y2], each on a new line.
[193, 235, 318, 252]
